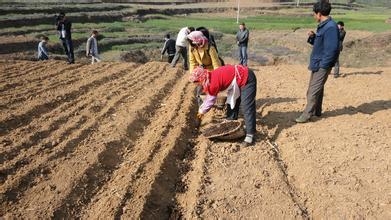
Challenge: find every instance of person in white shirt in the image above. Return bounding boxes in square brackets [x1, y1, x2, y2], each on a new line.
[170, 26, 194, 70]
[37, 36, 49, 60]
[86, 30, 101, 64]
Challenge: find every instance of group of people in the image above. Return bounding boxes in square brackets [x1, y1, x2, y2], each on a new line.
[37, 12, 101, 64]
[37, 1, 345, 146]
[181, 1, 345, 145]
[161, 23, 256, 145]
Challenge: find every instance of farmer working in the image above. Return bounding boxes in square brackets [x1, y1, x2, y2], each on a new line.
[190, 65, 257, 146]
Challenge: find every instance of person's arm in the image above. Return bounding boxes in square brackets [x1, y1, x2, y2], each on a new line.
[188, 47, 197, 73]
[161, 41, 168, 55]
[208, 46, 221, 69]
[340, 30, 346, 42]
[307, 31, 315, 45]
[199, 94, 217, 114]
[320, 27, 339, 69]
[86, 38, 91, 56]
[238, 29, 249, 44]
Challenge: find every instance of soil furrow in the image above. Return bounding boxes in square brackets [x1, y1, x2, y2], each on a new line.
[0, 63, 153, 182]
[0, 63, 87, 103]
[0, 63, 132, 136]
[119, 74, 195, 219]
[0, 62, 116, 113]
[78, 67, 188, 219]
[0, 62, 176, 218]
[51, 65, 180, 219]
[0, 63, 131, 159]
[0, 61, 46, 81]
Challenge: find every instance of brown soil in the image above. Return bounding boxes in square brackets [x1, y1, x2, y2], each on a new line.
[1, 58, 390, 219]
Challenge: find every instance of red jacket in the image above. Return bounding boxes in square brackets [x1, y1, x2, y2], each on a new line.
[207, 64, 249, 96]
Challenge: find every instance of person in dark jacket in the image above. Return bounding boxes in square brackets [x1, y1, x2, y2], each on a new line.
[296, 1, 339, 123]
[333, 21, 346, 78]
[56, 12, 75, 64]
[236, 22, 249, 66]
[161, 34, 176, 63]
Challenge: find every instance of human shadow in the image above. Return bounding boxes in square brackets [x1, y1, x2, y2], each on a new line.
[342, 70, 383, 77]
[256, 97, 298, 115]
[260, 99, 391, 141]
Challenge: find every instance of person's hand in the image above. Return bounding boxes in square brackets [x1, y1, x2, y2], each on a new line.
[197, 112, 204, 120]
[308, 30, 315, 36]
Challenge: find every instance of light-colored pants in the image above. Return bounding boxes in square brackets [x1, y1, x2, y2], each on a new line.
[91, 55, 101, 64]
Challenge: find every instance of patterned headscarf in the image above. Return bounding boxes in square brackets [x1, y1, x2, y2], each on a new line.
[187, 31, 208, 47]
[189, 66, 210, 91]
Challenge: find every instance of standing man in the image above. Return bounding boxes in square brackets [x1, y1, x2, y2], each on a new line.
[333, 21, 346, 78]
[56, 12, 75, 64]
[161, 33, 176, 63]
[86, 30, 101, 64]
[171, 27, 194, 70]
[236, 22, 249, 66]
[295, 1, 340, 123]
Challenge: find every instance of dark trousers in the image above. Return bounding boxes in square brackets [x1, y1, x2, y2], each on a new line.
[61, 38, 74, 63]
[38, 54, 48, 60]
[226, 69, 257, 135]
[333, 59, 340, 76]
[171, 45, 188, 70]
[303, 68, 330, 118]
[167, 55, 174, 64]
[239, 45, 248, 66]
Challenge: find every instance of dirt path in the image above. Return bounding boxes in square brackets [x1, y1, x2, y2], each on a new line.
[1, 60, 390, 219]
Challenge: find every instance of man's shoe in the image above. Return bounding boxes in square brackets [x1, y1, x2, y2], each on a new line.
[242, 134, 255, 147]
[295, 115, 310, 123]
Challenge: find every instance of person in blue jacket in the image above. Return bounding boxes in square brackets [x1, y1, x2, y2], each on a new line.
[296, 0, 340, 123]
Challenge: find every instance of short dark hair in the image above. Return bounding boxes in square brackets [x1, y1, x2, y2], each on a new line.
[92, 30, 98, 35]
[165, 33, 170, 39]
[313, 1, 332, 16]
[240, 22, 245, 26]
[42, 36, 49, 41]
[337, 21, 344, 26]
[188, 27, 195, 32]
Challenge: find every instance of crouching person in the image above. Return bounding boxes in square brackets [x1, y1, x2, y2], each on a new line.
[190, 65, 257, 146]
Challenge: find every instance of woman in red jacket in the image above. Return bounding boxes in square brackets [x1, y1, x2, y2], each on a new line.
[190, 65, 257, 145]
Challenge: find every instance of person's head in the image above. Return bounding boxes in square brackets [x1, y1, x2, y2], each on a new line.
[337, 21, 344, 29]
[58, 12, 65, 21]
[41, 36, 49, 43]
[189, 66, 210, 91]
[187, 31, 208, 48]
[312, 1, 332, 22]
[187, 27, 195, 34]
[239, 22, 246, 30]
[165, 33, 170, 40]
[91, 30, 99, 37]
[196, 26, 210, 39]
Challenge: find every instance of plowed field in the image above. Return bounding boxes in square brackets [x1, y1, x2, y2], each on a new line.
[1, 60, 391, 219]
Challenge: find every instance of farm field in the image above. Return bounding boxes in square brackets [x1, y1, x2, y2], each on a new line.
[1, 60, 390, 219]
[1, 0, 391, 219]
